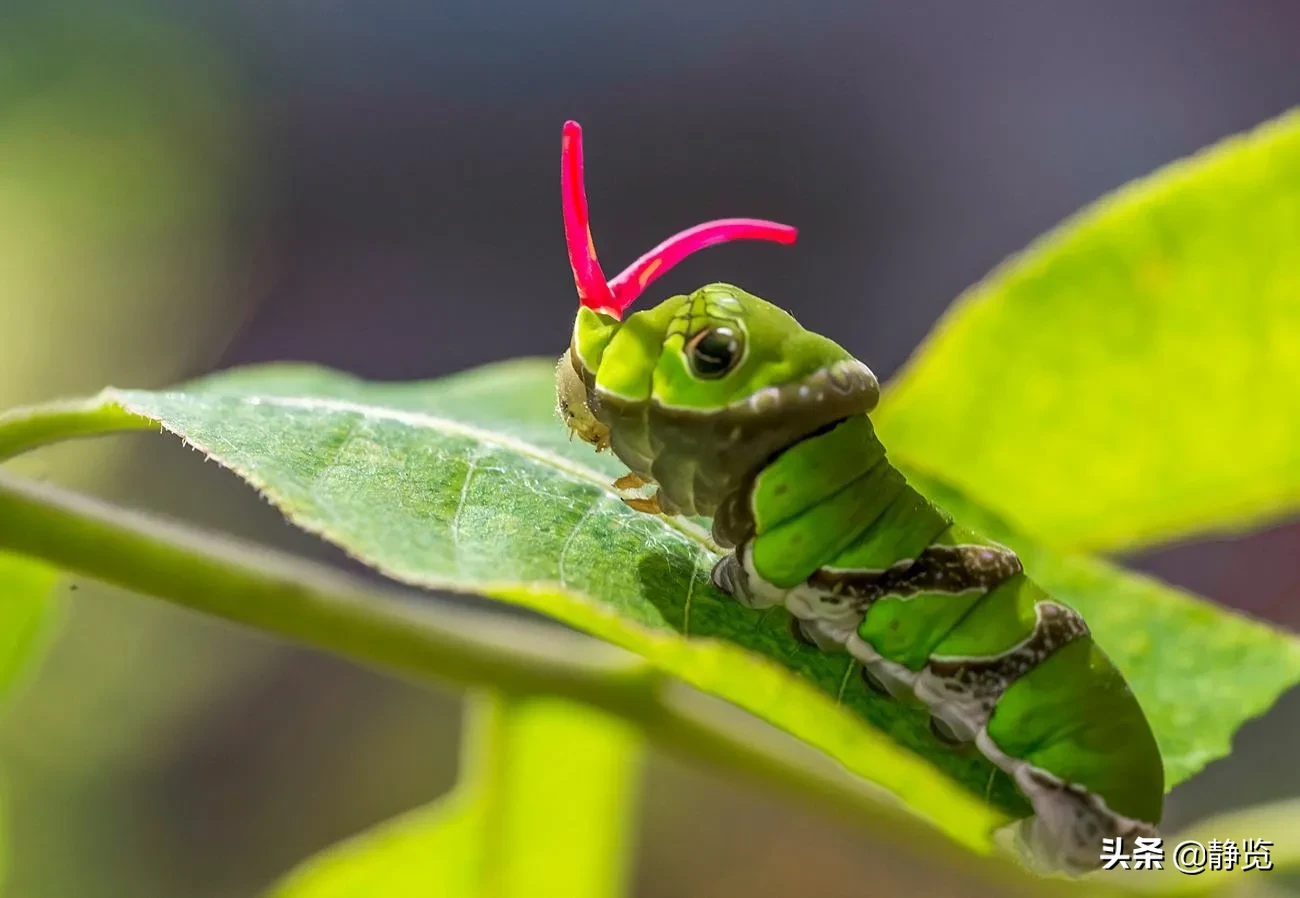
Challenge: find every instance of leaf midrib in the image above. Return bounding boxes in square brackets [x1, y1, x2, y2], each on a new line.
[110, 390, 723, 556]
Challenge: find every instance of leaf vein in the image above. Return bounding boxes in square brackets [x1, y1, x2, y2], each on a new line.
[451, 446, 484, 552]
[836, 658, 858, 706]
[682, 553, 699, 637]
[308, 413, 365, 495]
[220, 395, 719, 552]
[556, 497, 602, 589]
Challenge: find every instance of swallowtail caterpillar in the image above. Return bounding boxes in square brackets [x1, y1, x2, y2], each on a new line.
[553, 120, 1163, 873]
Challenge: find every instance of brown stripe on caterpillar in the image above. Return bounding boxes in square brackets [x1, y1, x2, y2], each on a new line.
[809, 544, 1023, 607]
[915, 603, 1091, 736]
[928, 602, 1089, 678]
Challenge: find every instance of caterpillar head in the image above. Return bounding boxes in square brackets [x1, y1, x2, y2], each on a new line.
[554, 121, 878, 511]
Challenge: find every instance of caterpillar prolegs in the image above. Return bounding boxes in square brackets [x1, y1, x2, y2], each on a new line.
[552, 120, 1164, 874]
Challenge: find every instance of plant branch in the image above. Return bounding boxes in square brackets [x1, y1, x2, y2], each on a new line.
[0, 398, 152, 461]
[0, 469, 651, 708]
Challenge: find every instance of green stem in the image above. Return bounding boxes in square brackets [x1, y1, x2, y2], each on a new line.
[0, 469, 994, 880]
[0, 399, 152, 460]
[0, 469, 651, 708]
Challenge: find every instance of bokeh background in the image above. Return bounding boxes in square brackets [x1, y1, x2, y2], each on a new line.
[2, 2, 1299, 896]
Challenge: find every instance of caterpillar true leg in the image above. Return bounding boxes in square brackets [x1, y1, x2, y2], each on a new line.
[620, 493, 664, 515]
[613, 472, 649, 490]
[552, 119, 1163, 874]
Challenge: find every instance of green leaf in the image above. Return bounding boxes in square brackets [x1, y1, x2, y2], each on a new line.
[272, 695, 644, 898]
[6, 358, 1297, 852]
[104, 364, 1027, 822]
[0, 364, 1011, 849]
[877, 108, 1300, 553]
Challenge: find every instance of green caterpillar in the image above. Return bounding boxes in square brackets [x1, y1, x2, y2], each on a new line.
[552, 120, 1163, 873]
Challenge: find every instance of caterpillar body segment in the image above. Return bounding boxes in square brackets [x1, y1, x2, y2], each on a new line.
[705, 416, 1162, 872]
[551, 121, 1164, 874]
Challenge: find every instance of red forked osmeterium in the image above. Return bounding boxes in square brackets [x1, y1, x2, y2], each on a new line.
[561, 120, 797, 319]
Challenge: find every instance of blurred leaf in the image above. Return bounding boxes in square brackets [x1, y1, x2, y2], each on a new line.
[0, 553, 57, 894]
[467, 697, 643, 898]
[7, 359, 1299, 852]
[269, 792, 484, 898]
[877, 108, 1300, 553]
[271, 695, 644, 898]
[0, 552, 57, 701]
